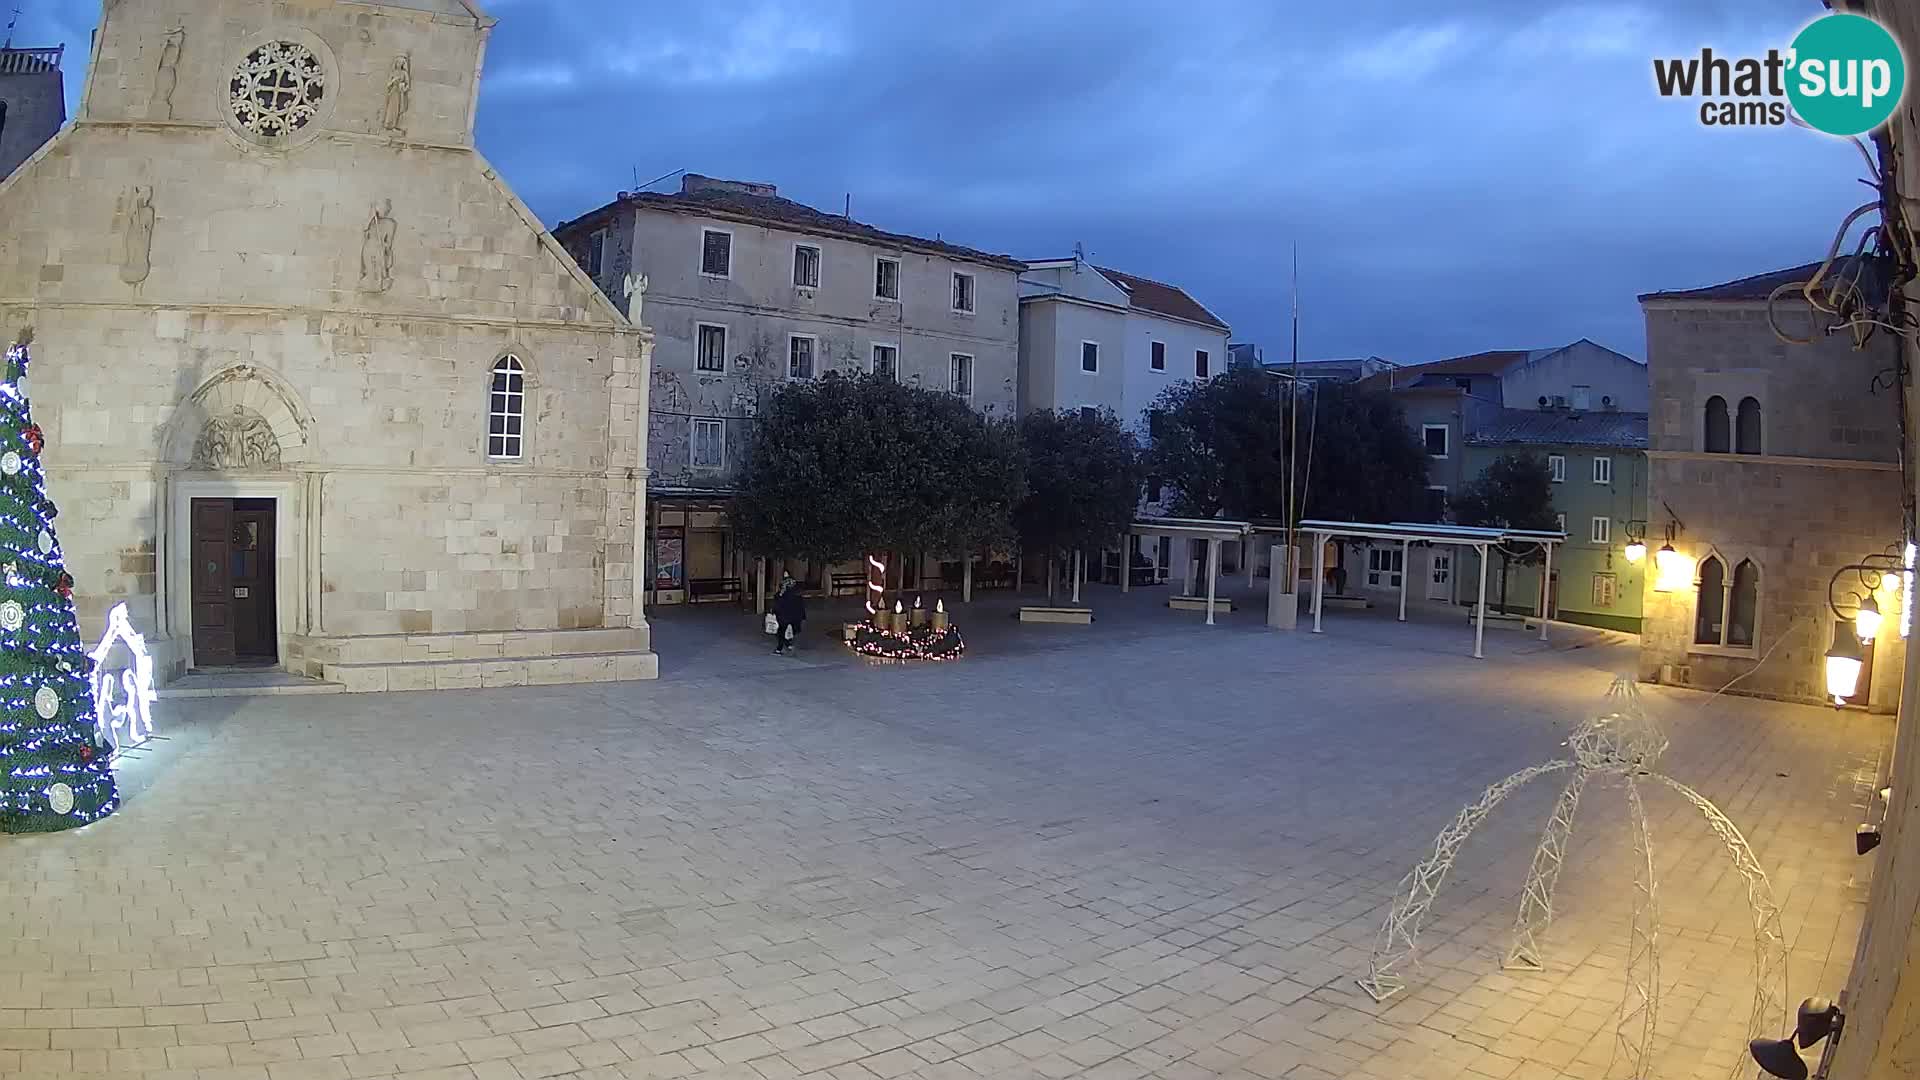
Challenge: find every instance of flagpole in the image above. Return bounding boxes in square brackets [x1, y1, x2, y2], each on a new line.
[1287, 243, 1300, 582]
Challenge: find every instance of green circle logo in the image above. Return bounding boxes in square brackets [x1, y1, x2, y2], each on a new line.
[1787, 13, 1906, 136]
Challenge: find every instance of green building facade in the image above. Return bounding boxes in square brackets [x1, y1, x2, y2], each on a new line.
[1460, 409, 1649, 634]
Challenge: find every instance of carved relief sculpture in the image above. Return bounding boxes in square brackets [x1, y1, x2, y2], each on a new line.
[121, 186, 154, 285]
[622, 271, 648, 324]
[191, 411, 282, 470]
[380, 53, 411, 135]
[359, 198, 396, 293]
[152, 25, 185, 120]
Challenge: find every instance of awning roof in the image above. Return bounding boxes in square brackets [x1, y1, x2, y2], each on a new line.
[1131, 517, 1253, 539]
[1298, 519, 1566, 546]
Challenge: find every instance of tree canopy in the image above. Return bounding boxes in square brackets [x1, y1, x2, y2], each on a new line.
[734, 373, 1026, 562]
[1452, 451, 1559, 610]
[1143, 370, 1429, 524]
[1014, 408, 1143, 555]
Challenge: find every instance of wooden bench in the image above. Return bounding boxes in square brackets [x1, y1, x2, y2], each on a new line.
[687, 577, 743, 601]
[1018, 606, 1094, 624]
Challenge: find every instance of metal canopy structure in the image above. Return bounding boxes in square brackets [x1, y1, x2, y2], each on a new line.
[1126, 518, 1253, 625]
[1297, 519, 1567, 658]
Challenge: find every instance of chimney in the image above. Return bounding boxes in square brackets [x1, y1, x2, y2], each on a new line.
[680, 174, 778, 198]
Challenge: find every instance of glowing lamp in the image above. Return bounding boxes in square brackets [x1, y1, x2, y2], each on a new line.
[1653, 544, 1691, 592]
[1825, 628, 1864, 705]
[1855, 594, 1882, 645]
[1623, 541, 1646, 564]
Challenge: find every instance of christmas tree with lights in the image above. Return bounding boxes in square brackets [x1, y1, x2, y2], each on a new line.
[0, 331, 116, 833]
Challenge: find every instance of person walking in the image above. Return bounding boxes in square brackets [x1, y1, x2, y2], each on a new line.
[772, 573, 806, 654]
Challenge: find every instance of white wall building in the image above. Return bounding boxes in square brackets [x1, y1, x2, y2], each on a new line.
[1019, 252, 1231, 587]
[1017, 253, 1230, 437]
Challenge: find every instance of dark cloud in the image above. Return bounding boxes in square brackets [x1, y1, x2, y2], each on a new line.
[48, 0, 1877, 362]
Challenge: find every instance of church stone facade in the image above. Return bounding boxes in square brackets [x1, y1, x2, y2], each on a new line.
[0, 0, 657, 690]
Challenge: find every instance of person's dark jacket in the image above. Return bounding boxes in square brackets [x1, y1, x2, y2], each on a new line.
[772, 584, 806, 626]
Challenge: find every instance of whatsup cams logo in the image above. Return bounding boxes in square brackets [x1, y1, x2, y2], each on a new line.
[1653, 12, 1907, 136]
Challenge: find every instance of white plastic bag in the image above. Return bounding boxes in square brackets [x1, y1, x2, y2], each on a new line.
[764, 613, 779, 635]
[784, 625, 796, 641]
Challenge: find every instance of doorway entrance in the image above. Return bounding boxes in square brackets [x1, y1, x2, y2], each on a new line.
[1428, 550, 1452, 601]
[189, 497, 277, 667]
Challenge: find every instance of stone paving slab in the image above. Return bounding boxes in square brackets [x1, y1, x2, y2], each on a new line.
[0, 588, 1888, 1080]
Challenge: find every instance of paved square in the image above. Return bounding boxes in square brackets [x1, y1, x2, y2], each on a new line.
[0, 590, 1891, 1080]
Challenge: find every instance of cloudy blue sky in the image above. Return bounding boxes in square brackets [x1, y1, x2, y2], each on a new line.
[35, 1, 1877, 363]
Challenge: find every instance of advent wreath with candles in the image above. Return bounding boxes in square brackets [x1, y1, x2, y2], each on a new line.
[847, 595, 965, 662]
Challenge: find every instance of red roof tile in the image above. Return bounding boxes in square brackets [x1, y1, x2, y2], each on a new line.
[1092, 266, 1229, 330]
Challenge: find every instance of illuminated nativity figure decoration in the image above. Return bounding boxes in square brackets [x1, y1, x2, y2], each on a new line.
[89, 601, 157, 756]
[1357, 676, 1789, 1080]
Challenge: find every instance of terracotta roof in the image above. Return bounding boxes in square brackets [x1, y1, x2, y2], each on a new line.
[1092, 266, 1229, 330]
[1357, 349, 1528, 392]
[1638, 255, 1890, 305]
[559, 187, 1025, 271]
[1466, 408, 1649, 450]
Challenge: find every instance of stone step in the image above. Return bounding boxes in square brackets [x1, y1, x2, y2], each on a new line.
[294, 626, 650, 667]
[159, 670, 345, 698]
[322, 650, 658, 693]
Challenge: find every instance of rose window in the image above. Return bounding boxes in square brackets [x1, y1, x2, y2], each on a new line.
[229, 42, 326, 138]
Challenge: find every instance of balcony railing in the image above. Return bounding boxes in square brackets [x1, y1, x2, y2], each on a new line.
[0, 46, 62, 75]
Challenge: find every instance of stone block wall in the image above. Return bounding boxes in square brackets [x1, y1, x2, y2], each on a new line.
[0, 0, 654, 682]
[1645, 303, 1902, 459]
[1639, 455, 1905, 710]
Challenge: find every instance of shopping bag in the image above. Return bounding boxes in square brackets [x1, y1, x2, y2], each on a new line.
[784, 625, 796, 641]
[764, 613, 779, 635]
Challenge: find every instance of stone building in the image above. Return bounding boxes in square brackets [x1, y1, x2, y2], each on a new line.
[0, 44, 65, 180]
[0, 0, 657, 690]
[1637, 258, 1904, 711]
[554, 175, 1021, 606]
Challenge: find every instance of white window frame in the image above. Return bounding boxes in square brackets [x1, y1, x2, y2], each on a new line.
[791, 242, 822, 289]
[1592, 572, 1617, 608]
[1080, 340, 1100, 374]
[1592, 455, 1613, 485]
[1427, 484, 1448, 513]
[870, 341, 898, 381]
[1366, 546, 1404, 589]
[873, 256, 901, 302]
[951, 271, 975, 314]
[1572, 385, 1592, 411]
[1150, 340, 1166, 371]
[487, 353, 526, 462]
[949, 352, 974, 399]
[1195, 349, 1210, 378]
[1423, 423, 1449, 459]
[1556, 512, 1567, 534]
[690, 417, 726, 471]
[787, 333, 817, 381]
[1590, 516, 1611, 545]
[695, 322, 728, 374]
[1548, 454, 1565, 483]
[699, 227, 733, 279]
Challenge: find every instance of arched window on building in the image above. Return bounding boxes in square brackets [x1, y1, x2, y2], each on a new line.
[1694, 554, 1727, 644]
[1728, 559, 1758, 647]
[1704, 395, 1730, 453]
[1735, 396, 1762, 454]
[487, 354, 525, 460]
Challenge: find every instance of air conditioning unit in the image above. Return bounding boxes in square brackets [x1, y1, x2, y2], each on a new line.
[1538, 395, 1550, 409]
[1602, 394, 1615, 409]
[1550, 395, 1568, 408]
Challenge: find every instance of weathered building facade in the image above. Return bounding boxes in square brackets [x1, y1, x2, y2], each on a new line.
[0, 44, 65, 181]
[555, 175, 1021, 605]
[1638, 259, 1904, 711]
[0, 0, 656, 690]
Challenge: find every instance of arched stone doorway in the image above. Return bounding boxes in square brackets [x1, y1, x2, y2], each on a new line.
[157, 365, 314, 675]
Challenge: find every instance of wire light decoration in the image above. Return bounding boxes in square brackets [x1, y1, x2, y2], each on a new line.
[1357, 677, 1789, 1080]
